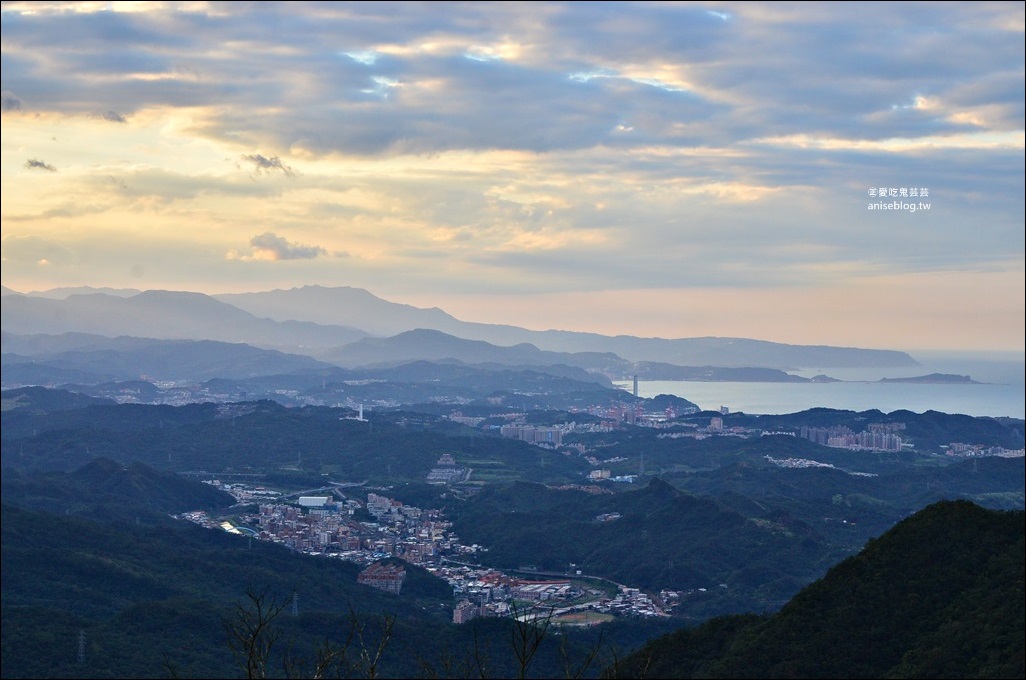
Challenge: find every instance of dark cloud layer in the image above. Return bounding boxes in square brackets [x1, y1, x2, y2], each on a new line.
[2, 2, 1020, 155]
[241, 154, 296, 177]
[1, 90, 22, 111]
[25, 158, 56, 172]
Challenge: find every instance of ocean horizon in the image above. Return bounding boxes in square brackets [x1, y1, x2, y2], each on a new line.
[616, 351, 1025, 420]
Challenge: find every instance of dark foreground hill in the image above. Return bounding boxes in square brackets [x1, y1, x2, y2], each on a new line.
[610, 500, 1025, 679]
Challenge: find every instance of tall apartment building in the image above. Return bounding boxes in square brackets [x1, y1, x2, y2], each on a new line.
[453, 599, 480, 624]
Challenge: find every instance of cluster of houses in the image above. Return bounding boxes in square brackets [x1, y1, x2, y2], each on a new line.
[178, 481, 685, 625]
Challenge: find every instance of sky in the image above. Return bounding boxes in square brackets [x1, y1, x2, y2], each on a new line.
[1, 1, 1023, 352]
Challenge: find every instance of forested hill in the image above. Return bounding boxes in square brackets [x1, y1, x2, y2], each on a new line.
[448, 478, 837, 614]
[610, 500, 1025, 679]
[0, 457, 236, 522]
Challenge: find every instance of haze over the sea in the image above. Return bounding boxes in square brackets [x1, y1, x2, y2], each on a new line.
[621, 350, 1025, 419]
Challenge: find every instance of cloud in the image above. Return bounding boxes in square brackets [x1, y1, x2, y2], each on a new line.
[227, 232, 327, 262]
[1, 91, 22, 111]
[25, 158, 57, 172]
[242, 154, 295, 177]
[0, 1, 1022, 348]
[0, 234, 73, 265]
[2, 2, 1020, 158]
[102, 110, 127, 123]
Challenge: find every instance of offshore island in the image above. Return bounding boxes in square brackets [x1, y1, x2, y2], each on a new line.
[878, 373, 981, 384]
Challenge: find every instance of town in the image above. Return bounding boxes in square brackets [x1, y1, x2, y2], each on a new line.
[177, 478, 680, 626]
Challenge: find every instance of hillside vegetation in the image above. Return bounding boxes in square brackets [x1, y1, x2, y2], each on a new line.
[612, 500, 1025, 679]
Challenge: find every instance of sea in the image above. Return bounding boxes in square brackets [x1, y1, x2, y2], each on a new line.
[614, 351, 1025, 420]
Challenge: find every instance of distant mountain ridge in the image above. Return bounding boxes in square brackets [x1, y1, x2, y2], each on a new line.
[20, 285, 142, 299]
[215, 285, 458, 337]
[633, 361, 815, 382]
[0, 331, 621, 391]
[0, 327, 846, 390]
[1, 290, 368, 351]
[215, 285, 918, 369]
[324, 328, 628, 374]
[2, 285, 918, 370]
[1, 333, 335, 382]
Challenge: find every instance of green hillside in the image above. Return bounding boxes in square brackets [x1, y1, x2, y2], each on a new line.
[1, 398, 589, 485]
[612, 500, 1025, 679]
[449, 478, 840, 618]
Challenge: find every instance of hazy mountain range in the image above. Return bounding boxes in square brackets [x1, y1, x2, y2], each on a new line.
[1, 285, 917, 375]
[1, 334, 334, 383]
